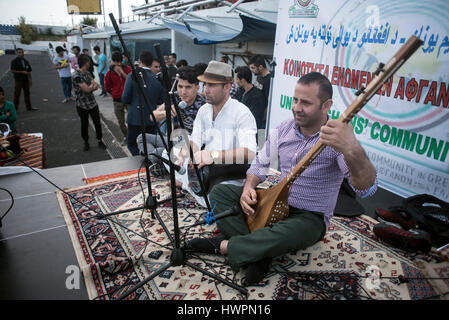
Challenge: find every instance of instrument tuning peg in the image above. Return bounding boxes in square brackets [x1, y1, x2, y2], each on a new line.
[355, 86, 366, 96]
[374, 63, 385, 75]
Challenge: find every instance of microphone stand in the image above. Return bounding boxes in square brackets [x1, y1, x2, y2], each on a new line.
[96, 14, 174, 222]
[105, 14, 247, 299]
[168, 82, 212, 212]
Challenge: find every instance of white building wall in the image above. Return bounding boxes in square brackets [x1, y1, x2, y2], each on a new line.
[172, 31, 214, 66]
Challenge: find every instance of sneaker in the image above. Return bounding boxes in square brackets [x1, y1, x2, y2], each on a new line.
[242, 258, 272, 286]
[375, 207, 416, 230]
[62, 99, 67, 103]
[183, 234, 226, 255]
[373, 222, 431, 252]
[98, 140, 107, 149]
[83, 142, 90, 151]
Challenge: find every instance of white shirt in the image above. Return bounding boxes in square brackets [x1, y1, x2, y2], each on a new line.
[190, 97, 257, 186]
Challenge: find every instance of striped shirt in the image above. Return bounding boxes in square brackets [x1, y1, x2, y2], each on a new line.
[247, 118, 377, 227]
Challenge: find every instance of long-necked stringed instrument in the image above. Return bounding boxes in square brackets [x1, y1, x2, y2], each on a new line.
[246, 35, 423, 232]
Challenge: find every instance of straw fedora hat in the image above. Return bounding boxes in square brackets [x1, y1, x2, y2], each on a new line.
[197, 60, 233, 84]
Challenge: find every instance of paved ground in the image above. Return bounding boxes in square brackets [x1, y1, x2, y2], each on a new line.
[0, 50, 131, 169]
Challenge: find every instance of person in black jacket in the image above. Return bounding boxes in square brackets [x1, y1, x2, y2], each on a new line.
[235, 66, 267, 130]
[10, 48, 38, 111]
[121, 51, 165, 156]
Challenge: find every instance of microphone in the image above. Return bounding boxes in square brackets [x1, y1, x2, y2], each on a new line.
[190, 205, 241, 227]
[150, 153, 186, 175]
[178, 100, 187, 110]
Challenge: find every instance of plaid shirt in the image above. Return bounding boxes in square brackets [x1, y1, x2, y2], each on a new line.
[174, 92, 206, 134]
[72, 69, 98, 110]
[230, 82, 239, 99]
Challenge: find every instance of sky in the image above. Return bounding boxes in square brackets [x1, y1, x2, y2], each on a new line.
[0, 0, 149, 27]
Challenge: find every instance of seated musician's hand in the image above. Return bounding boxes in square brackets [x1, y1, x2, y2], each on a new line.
[193, 150, 213, 169]
[240, 187, 258, 216]
[320, 119, 358, 155]
[177, 148, 189, 167]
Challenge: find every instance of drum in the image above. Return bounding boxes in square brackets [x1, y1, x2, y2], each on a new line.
[188, 164, 251, 196]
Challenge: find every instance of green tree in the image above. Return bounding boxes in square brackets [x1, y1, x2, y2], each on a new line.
[81, 16, 98, 28]
[16, 16, 38, 44]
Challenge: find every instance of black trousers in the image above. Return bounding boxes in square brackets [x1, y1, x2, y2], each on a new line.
[76, 106, 102, 142]
[14, 80, 32, 110]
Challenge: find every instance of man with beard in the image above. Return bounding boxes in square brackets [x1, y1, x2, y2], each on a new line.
[185, 72, 378, 286]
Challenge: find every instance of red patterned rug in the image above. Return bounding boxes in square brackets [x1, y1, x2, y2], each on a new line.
[57, 173, 448, 300]
[1, 134, 45, 168]
[83, 169, 145, 184]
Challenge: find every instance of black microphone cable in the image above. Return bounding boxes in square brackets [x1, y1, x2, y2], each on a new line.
[6, 154, 172, 251]
[0, 187, 14, 228]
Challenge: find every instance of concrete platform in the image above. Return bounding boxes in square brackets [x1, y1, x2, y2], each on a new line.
[0, 156, 143, 299]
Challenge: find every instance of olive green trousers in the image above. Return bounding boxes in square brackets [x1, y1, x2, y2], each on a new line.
[209, 183, 326, 271]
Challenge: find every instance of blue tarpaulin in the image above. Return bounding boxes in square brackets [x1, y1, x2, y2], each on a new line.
[162, 14, 276, 45]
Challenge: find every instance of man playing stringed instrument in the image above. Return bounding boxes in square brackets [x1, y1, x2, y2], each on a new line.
[186, 72, 378, 286]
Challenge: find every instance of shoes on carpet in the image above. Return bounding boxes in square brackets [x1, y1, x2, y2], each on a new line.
[242, 258, 272, 286]
[375, 207, 416, 230]
[183, 234, 226, 255]
[98, 140, 107, 149]
[373, 222, 431, 253]
[83, 142, 90, 151]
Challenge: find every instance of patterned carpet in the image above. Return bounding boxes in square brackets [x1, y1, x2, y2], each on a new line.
[1, 134, 45, 168]
[56, 171, 449, 300]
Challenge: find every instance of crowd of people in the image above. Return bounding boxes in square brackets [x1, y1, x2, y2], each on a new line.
[4, 46, 273, 155]
[2, 46, 378, 287]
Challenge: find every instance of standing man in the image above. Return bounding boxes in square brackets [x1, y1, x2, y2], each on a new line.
[72, 54, 107, 151]
[53, 46, 73, 103]
[248, 55, 271, 102]
[177, 61, 257, 183]
[121, 51, 165, 156]
[105, 51, 132, 145]
[94, 46, 108, 97]
[70, 46, 81, 71]
[149, 58, 161, 77]
[167, 52, 178, 88]
[10, 48, 38, 111]
[185, 72, 378, 286]
[234, 66, 267, 129]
